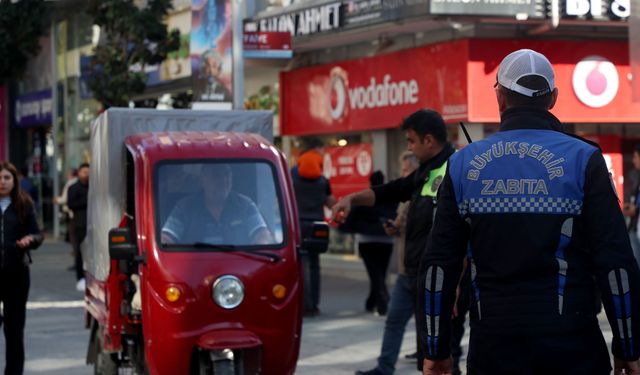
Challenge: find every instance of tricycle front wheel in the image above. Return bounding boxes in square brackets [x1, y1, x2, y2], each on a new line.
[94, 334, 119, 375]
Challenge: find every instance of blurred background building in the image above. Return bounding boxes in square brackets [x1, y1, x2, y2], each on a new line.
[0, 0, 635, 244]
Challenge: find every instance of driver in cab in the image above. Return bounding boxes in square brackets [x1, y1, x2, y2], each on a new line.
[161, 164, 274, 246]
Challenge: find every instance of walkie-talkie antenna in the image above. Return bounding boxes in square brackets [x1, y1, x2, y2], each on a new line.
[460, 122, 473, 144]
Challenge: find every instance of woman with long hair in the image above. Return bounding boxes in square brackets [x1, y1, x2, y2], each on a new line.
[0, 161, 43, 375]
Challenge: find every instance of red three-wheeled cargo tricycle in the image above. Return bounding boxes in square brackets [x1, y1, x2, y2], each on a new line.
[82, 108, 328, 374]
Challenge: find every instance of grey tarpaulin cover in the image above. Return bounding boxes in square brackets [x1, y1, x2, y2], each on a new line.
[85, 108, 273, 281]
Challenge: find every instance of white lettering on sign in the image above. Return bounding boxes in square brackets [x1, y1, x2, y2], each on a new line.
[348, 74, 419, 110]
[565, 0, 629, 18]
[339, 166, 354, 175]
[338, 156, 354, 164]
[466, 141, 566, 182]
[257, 2, 341, 36]
[244, 34, 268, 44]
[328, 71, 420, 120]
[15, 97, 53, 123]
[481, 179, 549, 195]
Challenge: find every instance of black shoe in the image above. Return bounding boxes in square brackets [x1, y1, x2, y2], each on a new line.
[355, 368, 385, 375]
[376, 305, 388, 316]
[365, 297, 375, 312]
[404, 352, 418, 360]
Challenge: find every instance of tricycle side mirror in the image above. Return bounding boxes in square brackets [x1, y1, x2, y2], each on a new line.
[109, 227, 138, 260]
[301, 221, 330, 253]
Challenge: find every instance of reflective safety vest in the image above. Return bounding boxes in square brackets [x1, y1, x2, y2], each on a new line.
[421, 160, 448, 198]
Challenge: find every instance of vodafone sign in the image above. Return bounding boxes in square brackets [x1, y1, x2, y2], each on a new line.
[284, 39, 640, 135]
[572, 56, 619, 108]
[467, 39, 640, 123]
[281, 40, 469, 135]
[329, 68, 419, 121]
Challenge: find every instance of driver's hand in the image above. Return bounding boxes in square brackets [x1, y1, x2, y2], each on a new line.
[331, 198, 351, 224]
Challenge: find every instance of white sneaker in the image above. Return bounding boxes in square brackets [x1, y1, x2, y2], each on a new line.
[76, 278, 86, 292]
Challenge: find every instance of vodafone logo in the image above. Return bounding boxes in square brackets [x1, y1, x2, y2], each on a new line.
[572, 56, 619, 108]
[327, 66, 420, 120]
[329, 68, 348, 120]
[356, 150, 372, 177]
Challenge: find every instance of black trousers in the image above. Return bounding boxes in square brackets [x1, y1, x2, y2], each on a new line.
[70, 226, 86, 281]
[0, 266, 30, 375]
[467, 325, 611, 375]
[359, 242, 393, 315]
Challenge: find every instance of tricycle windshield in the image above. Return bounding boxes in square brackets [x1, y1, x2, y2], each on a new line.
[155, 160, 286, 249]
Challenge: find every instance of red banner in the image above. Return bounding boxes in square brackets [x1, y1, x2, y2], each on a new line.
[323, 144, 373, 199]
[243, 31, 291, 50]
[281, 40, 469, 136]
[467, 39, 640, 123]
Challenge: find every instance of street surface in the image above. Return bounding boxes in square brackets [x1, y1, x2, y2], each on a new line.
[0, 241, 614, 374]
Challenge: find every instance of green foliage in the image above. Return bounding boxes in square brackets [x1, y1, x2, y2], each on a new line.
[245, 85, 279, 115]
[0, 0, 49, 84]
[86, 0, 180, 108]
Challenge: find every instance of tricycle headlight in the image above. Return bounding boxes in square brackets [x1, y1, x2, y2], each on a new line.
[212, 275, 244, 309]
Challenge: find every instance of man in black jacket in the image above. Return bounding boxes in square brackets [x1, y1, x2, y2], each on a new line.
[420, 49, 640, 375]
[332, 109, 455, 375]
[67, 163, 89, 292]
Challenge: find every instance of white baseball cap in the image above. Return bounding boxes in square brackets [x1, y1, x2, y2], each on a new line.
[496, 49, 555, 97]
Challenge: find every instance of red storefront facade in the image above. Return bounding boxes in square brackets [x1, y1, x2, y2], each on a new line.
[281, 38, 638, 198]
[282, 38, 639, 133]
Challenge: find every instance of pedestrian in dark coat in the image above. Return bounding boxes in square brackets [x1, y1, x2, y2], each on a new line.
[0, 161, 43, 375]
[291, 139, 336, 316]
[67, 163, 89, 291]
[340, 171, 396, 316]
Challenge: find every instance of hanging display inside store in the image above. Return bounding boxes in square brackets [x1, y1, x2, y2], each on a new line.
[323, 144, 373, 199]
[191, 0, 233, 103]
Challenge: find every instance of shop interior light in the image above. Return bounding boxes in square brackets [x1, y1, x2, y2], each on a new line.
[338, 139, 348, 146]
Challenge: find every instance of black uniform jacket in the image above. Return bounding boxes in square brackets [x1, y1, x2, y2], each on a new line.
[419, 107, 640, 362]
[373, 144, 455, 277]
